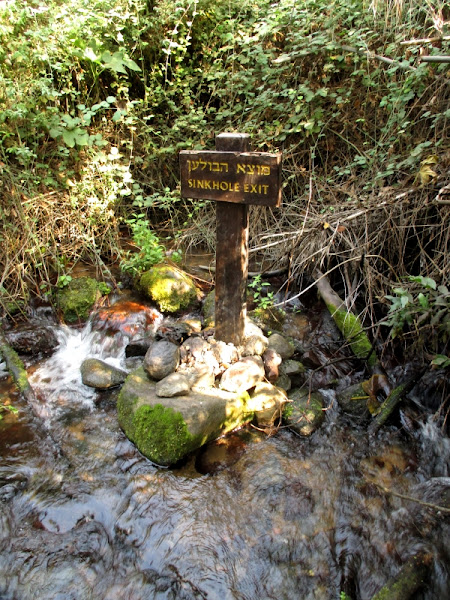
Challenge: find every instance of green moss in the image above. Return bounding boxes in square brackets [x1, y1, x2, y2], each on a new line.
[57, 276, 101, 323]
[0, 342, 29, 392]
[132, 403, 197, 466]
[327, 303, 377, 367]
[140, 265, 197, 313]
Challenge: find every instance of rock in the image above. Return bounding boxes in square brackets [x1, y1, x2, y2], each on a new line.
[80, 358, 127, 389]
[57, 277, 104, 323]
[248, 382, 287, 426]
[179, 363, 215, 389]
[336, 382, 370, 419]
[202, 290, 215, 327]
[143, 340, 180, 380]
[140, 264, 198, 313]
[263, 348, 282, 382]
[125, 337, 154, 357]
[248, 306, 286, 333]
[5, 326, 58, 356]
[117, 367, 254, 466]
[280, 359, 305, 376]
[209, 339, 239, 371]
[284, 388, 324, 436]
[219, 356, 265, 393]
[275, 373, 292, 392]
[156, 372, 190, 397]
[267, 332, 295, 359]
[91, 300, 160, 337]
[180, 336, 220, 374]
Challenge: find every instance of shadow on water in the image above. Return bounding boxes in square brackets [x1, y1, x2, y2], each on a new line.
[0, 306, 449, 600]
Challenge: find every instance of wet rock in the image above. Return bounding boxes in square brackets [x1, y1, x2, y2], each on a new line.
[267, 332, 295, 359]
[125, 337, 153, 357]
[140, 264, 199, 313]
[155, 372, 190, 397]
[80, 358, 127, 389]
[219, 355, 265, 393]
[117, 367, 253, 466]
[263, 348, 282, 382]
[143, 340, 180, 380]
[249, 382, 287, 426]
[57, 277, 104, 323]
[284, 388, 324, 436]
[5, 326, 58, 356]
[91, 300, 160, 337]
[336, 382, 370, 419]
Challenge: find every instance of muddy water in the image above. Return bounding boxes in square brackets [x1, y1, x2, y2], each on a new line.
[1, 312, 449, 599]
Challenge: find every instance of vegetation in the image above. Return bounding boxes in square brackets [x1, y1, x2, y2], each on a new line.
[0, 0, 448, 361]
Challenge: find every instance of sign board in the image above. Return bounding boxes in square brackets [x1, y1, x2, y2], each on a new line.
[180, 150, 282, 207]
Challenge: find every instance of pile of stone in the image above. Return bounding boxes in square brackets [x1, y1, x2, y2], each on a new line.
[80, 318, 324, 466]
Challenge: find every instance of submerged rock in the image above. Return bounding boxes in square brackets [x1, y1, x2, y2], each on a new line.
[284, 388, 324, 436]
[140, 264, 199, 313]
[80, 358, 127, 389]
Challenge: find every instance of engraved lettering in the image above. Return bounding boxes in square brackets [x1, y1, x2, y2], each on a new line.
[220, 162, 229, 172]
[237, 164, 246, 174]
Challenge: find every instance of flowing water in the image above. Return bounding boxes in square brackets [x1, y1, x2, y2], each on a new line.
[0, 306, 449, 600]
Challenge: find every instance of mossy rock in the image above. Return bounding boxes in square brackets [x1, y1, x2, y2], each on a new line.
[248, 306, 286, 333]
[202, 289, 215, 327]
[117, 367, 253, 466]
[140, 264, 198, 313]
[57, 277, 103, 323]
[283, 388, 324, 436]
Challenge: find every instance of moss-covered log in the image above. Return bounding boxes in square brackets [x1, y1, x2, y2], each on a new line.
[0, 330, 36, 403]
[370, 552, 432, 600]
[313, 269, 377, 368]
[369, 367, 426, 433]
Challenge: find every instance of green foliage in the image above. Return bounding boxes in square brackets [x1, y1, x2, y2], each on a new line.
[382, 276, 450, 360]
[0, 401, 19, 421]
[120, 215, 165, 276]
[248, 275, 275, 310]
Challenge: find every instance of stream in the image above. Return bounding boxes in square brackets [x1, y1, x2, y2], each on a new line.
[0, 292, 449, 600]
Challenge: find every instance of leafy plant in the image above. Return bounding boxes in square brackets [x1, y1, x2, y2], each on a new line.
[382, 276, 450, 359]
[120, 215, 165, 276]
[248, 274, 275, 310]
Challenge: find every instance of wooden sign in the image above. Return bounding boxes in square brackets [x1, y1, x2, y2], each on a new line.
[180, 150, 282, 206]
[179, 133, 282, 345]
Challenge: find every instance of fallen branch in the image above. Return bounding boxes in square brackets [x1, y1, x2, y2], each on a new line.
[374, 482, 450, 514]
[368, 367, 426, 434]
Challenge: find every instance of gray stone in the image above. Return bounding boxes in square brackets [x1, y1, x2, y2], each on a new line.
[280, 359, 305, 376]
[284, 388, 324, 436]
[267, 332, 295, 359]
[219, 355, 265, 393]
[179, 363, 216, 389]
[80, 358, 127, 389]
[143, 340, 180, 380]
[156, 372, 190, 397]
[274, 373, 292, 392]
[241, 320, 268, 356]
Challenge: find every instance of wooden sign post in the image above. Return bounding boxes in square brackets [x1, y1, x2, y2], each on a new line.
[180, 133, 282, 345]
